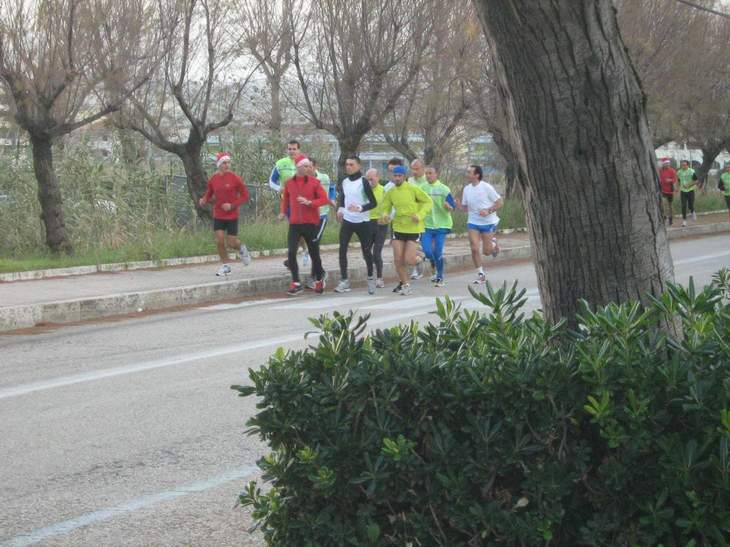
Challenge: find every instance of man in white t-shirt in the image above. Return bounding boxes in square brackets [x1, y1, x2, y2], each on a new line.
[459, 165, 503, 284]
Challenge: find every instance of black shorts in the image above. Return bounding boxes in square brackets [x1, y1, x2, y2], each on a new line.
[393, 231, 420, 242]
[213, 218, 238, 235]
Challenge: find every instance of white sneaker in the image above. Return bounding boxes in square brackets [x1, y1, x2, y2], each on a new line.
[410, 265, 423, 280]
[367, 276, 376, 295]
[692, 211, 697, 221]
[399, 283, 413, 296]
[434, 278, 445, 288]
[430, 274, 439, 283]
[240, 245, 251, 266]
[491, 238, 500, 258]
[682, 220, 687, 227]
[302, 252, 310, 267]
[473, 271, 486, 285]
[334, 279, 351, 293]
[376, 278, 385, 288]
[216, 264, 231, 277]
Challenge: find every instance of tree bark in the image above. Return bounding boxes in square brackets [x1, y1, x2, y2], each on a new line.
[29, 134, 72, 254]
[473, 0, 674, 325]
[179, 142, 212, 221]
[336, 135, 365, 181]
[269, 75, 283, 137]
[696, 145, 727, 188]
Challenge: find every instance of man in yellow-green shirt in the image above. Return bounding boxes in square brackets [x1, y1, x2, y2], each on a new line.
[720, 163, 730, 221]
[378, 165, 432, 295]
[366, 168, 388, 288]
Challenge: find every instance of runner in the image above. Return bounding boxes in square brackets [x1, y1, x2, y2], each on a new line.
[198, 152, 251, 277]
[303, 158, 336, 290]
[677, 160, 698, 227]
[277, 157, 329, 296]
[384, 157, 403, 192]
[421, 165, 456, 287]
[378, 165, 432, 295]
[366, 168, 388, 288]
[269, 140, 309, 267]
[407, 159, 427, 280]
[460, 165, 503, 285]
[658, 159, 677, 225]
[334, 155, 378, 295]
[720, 163, 730, 221]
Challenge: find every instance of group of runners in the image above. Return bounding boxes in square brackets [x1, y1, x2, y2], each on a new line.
[659, 159, 730, 226]
[200, 141, 504, 296]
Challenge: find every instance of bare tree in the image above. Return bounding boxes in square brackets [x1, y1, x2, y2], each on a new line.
[381, 2, 480, 169]
[618, 0, 730, 181]
[289, 0, 433, 178]
[121, 0, 257, 220]
[233, 0, 293, 136]
[0, 0, 161, 252]
[473, 0, 674, 326]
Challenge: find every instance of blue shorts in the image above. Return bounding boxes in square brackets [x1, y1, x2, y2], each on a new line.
[467, 223, 497, 234]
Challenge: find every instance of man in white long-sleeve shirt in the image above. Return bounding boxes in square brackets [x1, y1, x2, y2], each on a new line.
[334, 155, 378, 295]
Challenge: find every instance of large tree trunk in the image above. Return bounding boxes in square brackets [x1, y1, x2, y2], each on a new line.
[491, 128, 523, 200]
[474, 0, 674, 325]
[179, 142, 211, 221]
[696, 145, 725, 188]
[29, 134, 72, 254]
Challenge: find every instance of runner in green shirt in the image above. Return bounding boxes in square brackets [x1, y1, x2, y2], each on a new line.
[420, 166, 456, 287]
[677, 160, 698, 226]
[720, 163, 730, 221]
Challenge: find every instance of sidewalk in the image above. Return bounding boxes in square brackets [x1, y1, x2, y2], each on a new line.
[1, 219, 729, 333]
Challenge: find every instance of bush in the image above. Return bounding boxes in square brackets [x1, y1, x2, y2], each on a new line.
[234, 271, 730, 546]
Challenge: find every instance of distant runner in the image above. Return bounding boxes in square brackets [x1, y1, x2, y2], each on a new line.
[658, 159, 677, 226]
[366, 168, 388, 289]
[199, 152, 251, 277]
[677, 160, 698, 227]
[720, 163, 730, 221]
[407, 159, 427, 280]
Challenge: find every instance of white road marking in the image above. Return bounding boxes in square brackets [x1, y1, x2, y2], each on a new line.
[2, 466, 258, 547]
[673, 250, 730, 266]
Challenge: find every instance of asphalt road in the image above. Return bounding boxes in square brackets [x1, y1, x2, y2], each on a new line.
[1, 233, 728, 546]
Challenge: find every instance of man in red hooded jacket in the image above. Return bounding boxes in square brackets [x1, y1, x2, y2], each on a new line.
[199, 152, 251, 276]
[278, 157, 329, 295]
[658, 159, 677, 226]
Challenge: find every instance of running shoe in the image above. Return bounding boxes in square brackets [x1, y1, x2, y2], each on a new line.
[410, 265, 423, 280]
[240, 245, 251, 266]
[367, 276, 376, 295]
[491, 238, 500, 258]
[434, 278, 445, 288]
[682, 220, 687, 227]
[692, 211, 697, 221]
[392, 282, 403, 293]
[303, 251, 310, 267]
[399, 283, 413, 296]
[314, 279, 324, 294]
[430, 274, 439, 283]
[305, 276, 315, 290]
[473, 271, 486, 285]
[216, 264, 231, 277]
[334, 279, 351, 293]
[376, 278, 385, 288]
[286, 282, 303, 296]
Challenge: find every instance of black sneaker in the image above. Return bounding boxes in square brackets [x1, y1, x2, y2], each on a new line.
[286, 282, 303, 296]
[392, 282, 403, 293]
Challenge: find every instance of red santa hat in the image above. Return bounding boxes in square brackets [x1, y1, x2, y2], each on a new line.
[659, 157, 671, 166]
[216, 151, 232, 168]
[294, 154, 310, 167]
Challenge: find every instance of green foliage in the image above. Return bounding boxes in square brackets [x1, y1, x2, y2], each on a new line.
[234, 273, 730, 545]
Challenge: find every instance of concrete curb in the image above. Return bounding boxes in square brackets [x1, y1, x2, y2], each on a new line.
[0, 229, 531, 283]
[0, 245, 533, 332]
[0, 222, 727, 333]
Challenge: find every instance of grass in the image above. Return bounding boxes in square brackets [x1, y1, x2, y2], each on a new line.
[1, 193, 726, 274]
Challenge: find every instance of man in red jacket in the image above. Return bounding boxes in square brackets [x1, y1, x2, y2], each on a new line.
[658, 158, 677, 226]
[278, 157, 329, 295]
[199, 152, 251, 276]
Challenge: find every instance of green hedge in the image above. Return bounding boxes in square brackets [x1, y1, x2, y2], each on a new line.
[235, 279, 730, 544]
